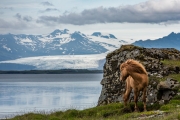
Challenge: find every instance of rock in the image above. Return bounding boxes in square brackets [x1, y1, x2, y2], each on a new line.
[97, 45, 180, 106]
[157, 78, 180, 90]
[157, 81, 171, 90]
[136, 110, 166, 119]
[157, 78, 180, 104]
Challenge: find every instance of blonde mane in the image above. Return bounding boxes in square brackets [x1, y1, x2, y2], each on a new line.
[121, 59, 147, 75]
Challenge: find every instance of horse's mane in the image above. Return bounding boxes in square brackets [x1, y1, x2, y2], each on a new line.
[120, 59, 147, 75]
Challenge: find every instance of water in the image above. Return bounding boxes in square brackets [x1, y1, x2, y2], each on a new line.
[0, 74, 103, 119]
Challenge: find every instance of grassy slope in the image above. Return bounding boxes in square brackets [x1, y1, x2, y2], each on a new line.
[7, 100, 180, 120]
[7, 59, 180, 120]
[161, 59, 180, 67]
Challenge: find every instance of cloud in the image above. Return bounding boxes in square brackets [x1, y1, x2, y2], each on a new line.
[23, 16, 33, 22]
[39, 8, 60, 13]
[0, 19, 28, 29]
[41, 1, 53, 6]
[0, 7, 13, 10]
[15, 13, 22, 20]
[37, 0, 180, 25]
[36, 16, 57, 26]
[15, 13, 33, 22]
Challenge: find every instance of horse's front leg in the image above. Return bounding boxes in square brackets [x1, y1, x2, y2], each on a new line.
[134, 89, 140, 112]
[142, 87, 147, 111]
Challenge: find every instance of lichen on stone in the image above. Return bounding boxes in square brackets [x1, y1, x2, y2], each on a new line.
[98, 44, 180, 106]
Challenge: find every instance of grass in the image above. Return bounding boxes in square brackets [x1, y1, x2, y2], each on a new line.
[159, 59, 180, 82]
[164, 74, 180, 82]
[8, 103, 124, 120]
[106, 44, 142, 58]
[5, 97, 180, 120]
[161, 59, 180, 67]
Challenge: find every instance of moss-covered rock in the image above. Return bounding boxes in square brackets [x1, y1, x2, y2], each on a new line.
[98, 45, 180, 107]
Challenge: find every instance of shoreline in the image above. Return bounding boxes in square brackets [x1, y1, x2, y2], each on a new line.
[0, 69, 103, 74]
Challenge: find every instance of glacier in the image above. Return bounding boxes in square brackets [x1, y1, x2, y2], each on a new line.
[0, 54, 106, 70]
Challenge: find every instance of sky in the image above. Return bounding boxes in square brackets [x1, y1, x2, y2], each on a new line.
[1, 0, 180, 42]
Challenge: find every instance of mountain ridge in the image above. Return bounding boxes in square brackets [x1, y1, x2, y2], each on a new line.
[132, 32, 180, 50]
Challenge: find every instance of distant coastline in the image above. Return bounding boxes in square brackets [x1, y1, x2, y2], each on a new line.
[0, 69, 103, 74]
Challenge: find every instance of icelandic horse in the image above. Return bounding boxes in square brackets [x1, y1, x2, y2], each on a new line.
[119, 59, 149, 112]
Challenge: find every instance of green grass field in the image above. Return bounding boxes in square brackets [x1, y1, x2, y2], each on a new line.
[161, 59, 180, 67]
[7, 97, 180, 120]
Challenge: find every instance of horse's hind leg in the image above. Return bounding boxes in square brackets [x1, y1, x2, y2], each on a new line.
[123, 86, 132, 106]
[134, 89, 140, 112]
[123, 78, 132, 106]
[142, 88, 147, 111]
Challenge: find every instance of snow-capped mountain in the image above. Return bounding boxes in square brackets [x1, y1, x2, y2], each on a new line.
[0, 29, 127, 61]
[0, 29, 128, 70]
[91, 32, 117, 39]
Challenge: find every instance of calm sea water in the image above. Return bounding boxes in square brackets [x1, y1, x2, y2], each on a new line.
[0, 74, 103, 119]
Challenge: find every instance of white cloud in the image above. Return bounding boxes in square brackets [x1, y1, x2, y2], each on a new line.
[1, 0, 180, 41]
[39, 8, 60, 13]
[0, 18, 28, 29]
[40, 1, 54, 6]
[37, 0, 180, 25]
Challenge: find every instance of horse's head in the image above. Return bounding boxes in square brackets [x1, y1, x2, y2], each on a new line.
[119, 63, 129, 81]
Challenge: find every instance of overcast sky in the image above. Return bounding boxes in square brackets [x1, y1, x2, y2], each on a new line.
[1, 0, 180, 41]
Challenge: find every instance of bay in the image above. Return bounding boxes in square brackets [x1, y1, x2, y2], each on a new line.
[0, 74, 103, 119]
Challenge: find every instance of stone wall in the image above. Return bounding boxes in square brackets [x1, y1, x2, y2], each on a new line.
[98, 45, 180, 106]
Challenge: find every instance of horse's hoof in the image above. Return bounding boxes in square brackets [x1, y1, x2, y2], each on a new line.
[134, 109, 140, 112]
[143, 109, 147, 112]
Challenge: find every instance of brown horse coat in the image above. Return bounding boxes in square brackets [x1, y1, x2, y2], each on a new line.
[120, 59, 149, 112]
